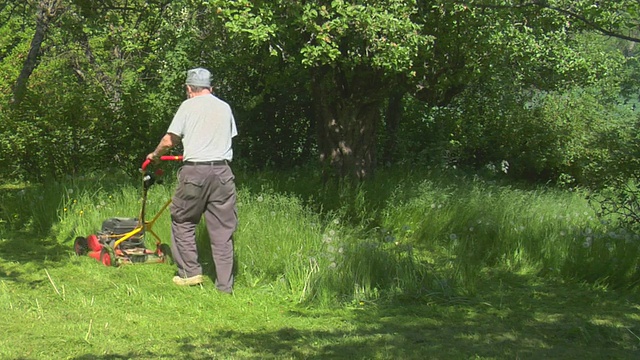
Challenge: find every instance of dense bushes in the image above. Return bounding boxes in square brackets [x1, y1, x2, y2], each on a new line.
[397, 84, 640, 188]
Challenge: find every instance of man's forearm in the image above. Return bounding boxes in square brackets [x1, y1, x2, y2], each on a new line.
[153, 133, 180, 156]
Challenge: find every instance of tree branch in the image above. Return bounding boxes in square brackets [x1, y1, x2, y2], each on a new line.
[459, 1, 640, 43]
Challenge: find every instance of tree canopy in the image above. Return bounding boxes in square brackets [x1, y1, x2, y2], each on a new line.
[0, 0, 638, 184]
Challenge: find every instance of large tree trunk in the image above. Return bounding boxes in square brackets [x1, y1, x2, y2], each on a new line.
[312, 67, 381, 182]
[10, 0, 64, 107]
[382, 91, 404, 166]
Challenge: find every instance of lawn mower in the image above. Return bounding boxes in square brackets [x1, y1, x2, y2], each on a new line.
[73, 155, 183, 266]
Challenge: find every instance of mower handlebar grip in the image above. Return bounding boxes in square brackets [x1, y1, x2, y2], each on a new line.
[141, 155, 184, 171]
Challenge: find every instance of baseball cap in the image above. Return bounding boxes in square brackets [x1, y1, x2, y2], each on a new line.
[185, 68, 211, 87]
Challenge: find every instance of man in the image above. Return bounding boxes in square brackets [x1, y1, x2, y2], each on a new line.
[147, 67, 238, 293]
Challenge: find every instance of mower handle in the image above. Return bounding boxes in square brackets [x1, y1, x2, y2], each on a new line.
[141, 155, 183, 171]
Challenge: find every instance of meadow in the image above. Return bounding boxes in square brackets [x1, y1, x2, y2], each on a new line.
[1, 164, 639, 359]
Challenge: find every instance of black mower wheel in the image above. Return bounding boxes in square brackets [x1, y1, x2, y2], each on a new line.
[159, 243, 173, 265]
[74, 237, 88, 256]
[100, 246, 116, 267]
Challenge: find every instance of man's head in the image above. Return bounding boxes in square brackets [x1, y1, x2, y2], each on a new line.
[185, 67, 212, 94]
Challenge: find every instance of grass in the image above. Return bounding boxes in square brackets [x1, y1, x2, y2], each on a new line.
[1, 165, 640, 359]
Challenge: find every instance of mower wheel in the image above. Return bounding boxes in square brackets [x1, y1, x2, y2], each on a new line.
[100, 246, 116, 267]
[159, 243, 173, 265]
[74, 237, 88, 256]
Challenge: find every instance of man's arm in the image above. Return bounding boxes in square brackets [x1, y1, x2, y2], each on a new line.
[147, 133, 182, 161]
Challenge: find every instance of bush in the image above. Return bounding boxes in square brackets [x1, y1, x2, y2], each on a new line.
[400, 84, 640, 187]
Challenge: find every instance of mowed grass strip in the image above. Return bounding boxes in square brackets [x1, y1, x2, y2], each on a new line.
[1, 259, 639, 359]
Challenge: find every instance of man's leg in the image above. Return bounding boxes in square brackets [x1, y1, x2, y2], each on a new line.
[170, 220, 201, 278]
[205, 166, 237, 293]
[170, 166, 207, 280]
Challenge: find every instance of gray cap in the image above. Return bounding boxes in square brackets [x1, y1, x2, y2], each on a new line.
[185, 67, 211, 87]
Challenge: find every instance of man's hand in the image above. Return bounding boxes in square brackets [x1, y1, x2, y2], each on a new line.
[146, 152, 160, 164]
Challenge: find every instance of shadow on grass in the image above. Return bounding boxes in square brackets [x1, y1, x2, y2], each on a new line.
[70, 273, 640, 360]
[0, 228, 70, 287]
[0, 184, 72, 284]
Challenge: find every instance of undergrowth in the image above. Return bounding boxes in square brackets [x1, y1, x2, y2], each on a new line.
[2, 165, 640, 305]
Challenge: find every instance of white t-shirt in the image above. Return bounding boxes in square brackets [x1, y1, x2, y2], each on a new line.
[167, 94, 238, 162]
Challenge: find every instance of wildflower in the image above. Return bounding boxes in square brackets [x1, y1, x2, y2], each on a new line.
[430, 204, 436, 209]
[333, 219, 340, 225]
[582, 237, 592, 248]
[64, 208, 68, 212]
[338, 247, 343, 254]
[257, 195, 264, 202]
[449, 233, 458, 241]
[469, 227, 474, 232]
[500, 160, 509, 174]
[68, 189, 74, 194]
[79, 210, 84, 216]
[271, 211, 276, 217]
[329, 230, 335, 236]
[560, 231, 566, 237]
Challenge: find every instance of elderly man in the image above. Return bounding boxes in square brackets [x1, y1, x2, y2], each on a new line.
[147, 67, 238, 293]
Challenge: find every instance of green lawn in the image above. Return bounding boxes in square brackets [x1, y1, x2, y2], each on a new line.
[2, 170, 640, 359]
[1, 233, 639, 359]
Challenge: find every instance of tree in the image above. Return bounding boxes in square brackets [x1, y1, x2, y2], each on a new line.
[0, 0, 191, 178]
[213, 0, 621, 180]
[457, 0, 640, 43]
[10, 0, 64, 107]
[214, 0, 433, 180]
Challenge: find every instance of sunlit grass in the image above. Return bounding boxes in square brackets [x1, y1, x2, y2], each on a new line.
[3, 166, 640, 302]
[1, 166, 640, 358]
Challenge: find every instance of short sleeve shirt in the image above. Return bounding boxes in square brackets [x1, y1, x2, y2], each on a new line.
[167, 94, 238, 162]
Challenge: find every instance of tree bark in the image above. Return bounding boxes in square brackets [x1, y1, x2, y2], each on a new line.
[313, 67, 381, 182]
[382, 91, 404, 166]
[10, 0, 64, 107]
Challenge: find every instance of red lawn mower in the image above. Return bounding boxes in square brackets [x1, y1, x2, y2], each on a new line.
[73, 155, 182, 266]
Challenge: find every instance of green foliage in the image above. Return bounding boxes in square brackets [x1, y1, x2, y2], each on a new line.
[396, 33, 639, 187]
[5, 166, 636, 303]
[217, 0, 432, 73]
[589, 178, 640, 234]
[1, 0, 640, 187]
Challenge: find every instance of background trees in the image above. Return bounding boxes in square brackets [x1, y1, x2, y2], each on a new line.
[0, 0, 638, 186]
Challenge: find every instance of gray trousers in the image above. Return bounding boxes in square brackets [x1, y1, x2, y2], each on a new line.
[170, 163, 237, 293]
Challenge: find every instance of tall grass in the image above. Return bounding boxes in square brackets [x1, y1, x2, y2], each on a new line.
[3, 166, 640, 305]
